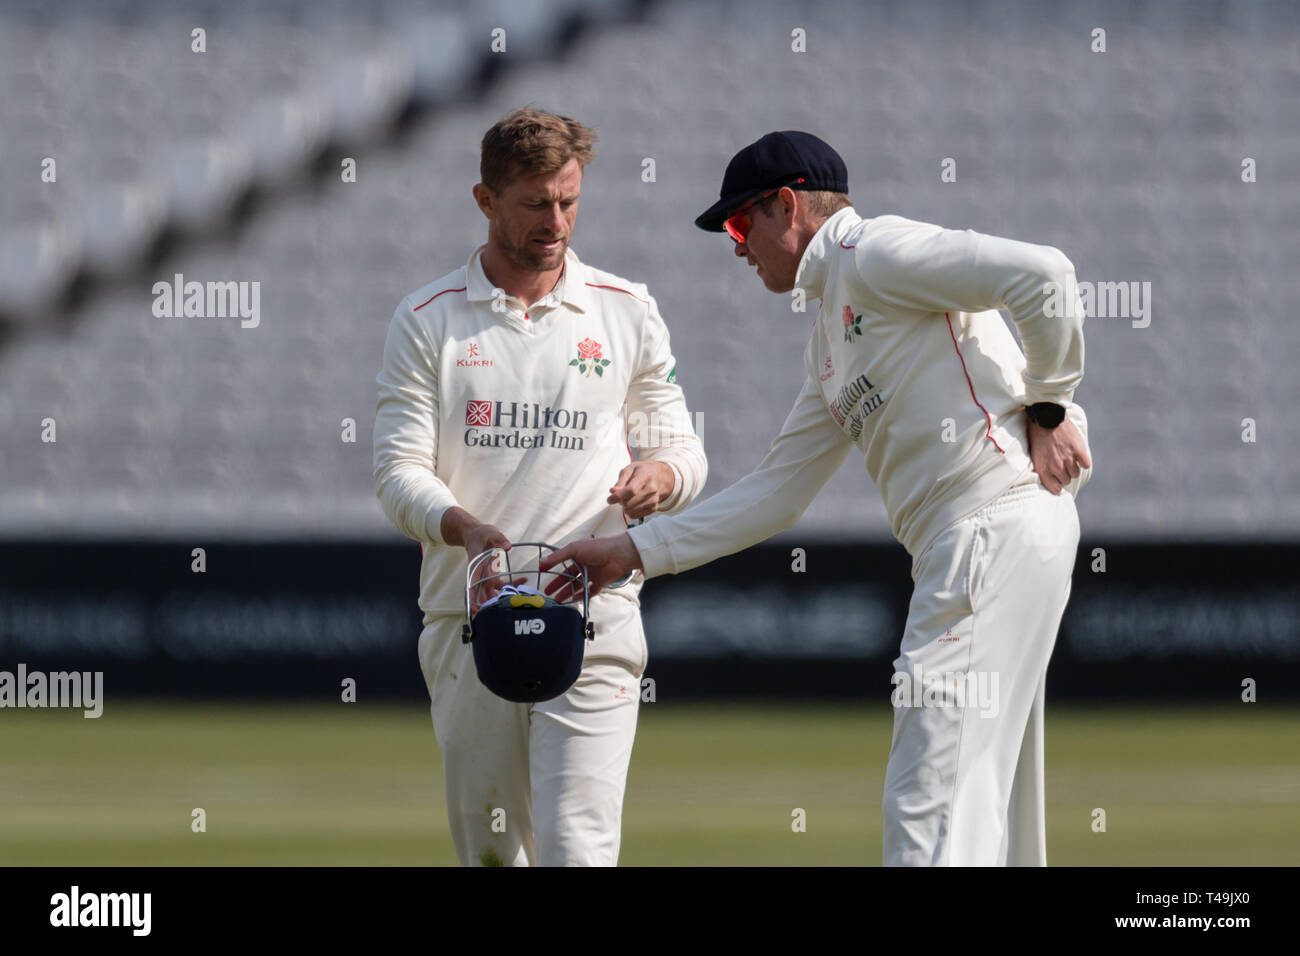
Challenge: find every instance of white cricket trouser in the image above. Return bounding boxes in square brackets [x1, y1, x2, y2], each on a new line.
[882, 480, 1080, 866]
[417, 593, 644, 867]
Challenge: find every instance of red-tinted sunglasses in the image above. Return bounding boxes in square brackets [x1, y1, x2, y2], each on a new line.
[723, 177, 805, 243]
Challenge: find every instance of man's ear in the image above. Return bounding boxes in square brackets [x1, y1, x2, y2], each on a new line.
[472, 183, 495, 219]
[779, 186, 799, 225]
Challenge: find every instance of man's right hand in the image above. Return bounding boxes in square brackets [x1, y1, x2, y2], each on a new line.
[538, 533, 644, 603]
[441, 507, 514, 610]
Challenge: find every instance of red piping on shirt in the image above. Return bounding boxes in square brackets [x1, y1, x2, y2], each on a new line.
[839, 242, 856, 249]
[585, 282, 648, 304]
[945, 311, 1005, 454]
[413, 286, 467, 311]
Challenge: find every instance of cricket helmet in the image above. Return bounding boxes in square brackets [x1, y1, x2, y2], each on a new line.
[460, 542, 595, 703]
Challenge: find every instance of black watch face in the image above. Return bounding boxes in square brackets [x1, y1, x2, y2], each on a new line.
[1036, 404, 1065, 427]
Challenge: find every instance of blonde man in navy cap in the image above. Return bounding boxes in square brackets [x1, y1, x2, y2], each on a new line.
[543, 130, 1094, 867]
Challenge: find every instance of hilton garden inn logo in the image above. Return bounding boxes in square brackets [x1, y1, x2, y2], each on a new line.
[0, 664, 103, 718]
[50, 886, 151, 936]
[152, 272, 261, 328]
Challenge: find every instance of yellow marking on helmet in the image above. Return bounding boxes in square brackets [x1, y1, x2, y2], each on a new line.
[509, 595, 546, 608]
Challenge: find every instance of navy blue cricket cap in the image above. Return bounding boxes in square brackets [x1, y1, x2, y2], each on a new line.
[694, 131, 849, 232]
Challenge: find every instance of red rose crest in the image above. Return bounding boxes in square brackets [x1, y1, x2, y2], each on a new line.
[842, 305, 863, 342]
[570, 338, 611, 377]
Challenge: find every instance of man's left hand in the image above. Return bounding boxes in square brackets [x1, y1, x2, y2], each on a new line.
[1027, 414, 1091, 495]
[607, 461, 675, 519]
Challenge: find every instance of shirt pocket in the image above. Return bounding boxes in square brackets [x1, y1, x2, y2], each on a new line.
[965, 521, 990, 614]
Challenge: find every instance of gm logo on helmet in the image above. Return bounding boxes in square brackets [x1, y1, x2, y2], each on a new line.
[514, 618, 546, 636]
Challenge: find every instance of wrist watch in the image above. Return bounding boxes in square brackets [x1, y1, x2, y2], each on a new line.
[1025, 402, 1066, 429]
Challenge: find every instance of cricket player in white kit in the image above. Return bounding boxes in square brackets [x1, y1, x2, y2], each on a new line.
[373, 109, 706, 866]
[542, 131, 1093, 866]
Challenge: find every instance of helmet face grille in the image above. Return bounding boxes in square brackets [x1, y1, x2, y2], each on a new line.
[465, 544, 587, 612]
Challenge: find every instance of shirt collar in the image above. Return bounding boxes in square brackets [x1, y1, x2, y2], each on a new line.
[793, 207, 861, 300]
[465, 245, 594, 314]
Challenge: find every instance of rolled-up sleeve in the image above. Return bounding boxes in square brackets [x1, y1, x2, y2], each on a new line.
[373, 300, 459, 545]
[624, 294, 708, 513]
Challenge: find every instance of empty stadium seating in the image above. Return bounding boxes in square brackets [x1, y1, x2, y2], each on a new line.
[1, 0, 1296, 541]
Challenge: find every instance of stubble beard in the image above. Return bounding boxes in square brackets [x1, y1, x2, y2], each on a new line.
[498, 227, 568, 273]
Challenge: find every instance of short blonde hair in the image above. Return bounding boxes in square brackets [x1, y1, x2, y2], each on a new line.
[480, 108, 598, 193]
[757, 189, 852, 220]
[800, 190, 853, 219]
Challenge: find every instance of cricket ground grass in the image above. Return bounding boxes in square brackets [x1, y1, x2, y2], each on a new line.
[0, 701, 1295, 865]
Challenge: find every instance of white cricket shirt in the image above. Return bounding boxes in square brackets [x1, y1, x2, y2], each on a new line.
[629, 207, 1091, 575]
[374, 245, 707, 622]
